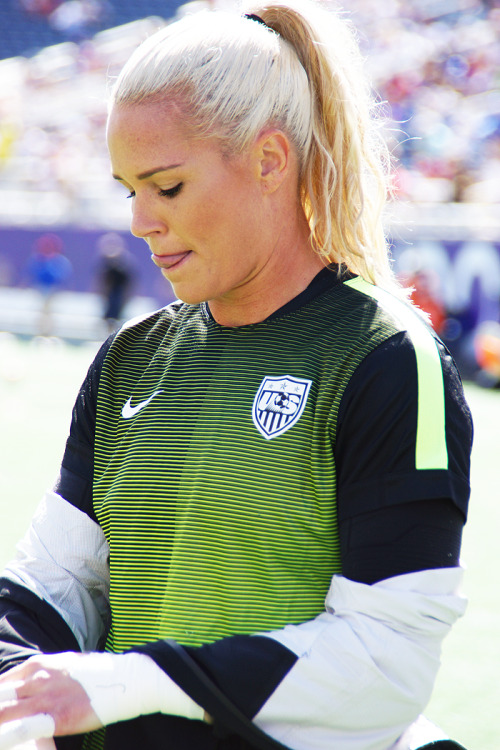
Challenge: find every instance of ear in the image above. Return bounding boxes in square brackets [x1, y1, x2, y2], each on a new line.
[253, 129, 292, 194]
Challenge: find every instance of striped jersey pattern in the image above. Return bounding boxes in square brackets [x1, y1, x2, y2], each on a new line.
[92, 278, 440, 655]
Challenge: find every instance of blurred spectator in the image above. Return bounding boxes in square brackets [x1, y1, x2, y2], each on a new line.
[0, 120, 17, 166]
[17, 0, 62, 15]
[26, 232, 72, 336]
[474, 320, 500, 387]
[96, 231, 134, 333]
[48, 0, 110, 39]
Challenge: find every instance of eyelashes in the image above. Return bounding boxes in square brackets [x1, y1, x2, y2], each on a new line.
[159, 183, 183, 199]
[126, 183, 183, 200]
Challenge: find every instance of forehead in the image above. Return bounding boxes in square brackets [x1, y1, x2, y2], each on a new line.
[107, 101, 195, 157]
[106, 101, 239, 184]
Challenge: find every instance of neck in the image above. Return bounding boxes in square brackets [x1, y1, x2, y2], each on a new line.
[208, 237, 326, 327]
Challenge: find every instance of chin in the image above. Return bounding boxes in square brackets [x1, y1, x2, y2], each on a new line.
[177, 294, 207, 306]
[166, 279, 208, 306]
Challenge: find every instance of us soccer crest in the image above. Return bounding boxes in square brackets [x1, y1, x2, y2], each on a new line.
[252, 375, 312, 440]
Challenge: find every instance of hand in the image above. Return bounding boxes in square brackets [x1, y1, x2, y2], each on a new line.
[1, 648, 205, 748]
[0, 653, 102, 741]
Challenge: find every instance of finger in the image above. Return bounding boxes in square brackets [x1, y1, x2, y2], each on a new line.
[0, 682, 23, 704]
[0, 714, 55, 750]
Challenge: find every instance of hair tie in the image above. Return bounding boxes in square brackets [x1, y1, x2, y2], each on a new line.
[244, 13, 269, 28]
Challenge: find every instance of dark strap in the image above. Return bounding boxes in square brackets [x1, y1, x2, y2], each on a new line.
[134, 639, 292, 750]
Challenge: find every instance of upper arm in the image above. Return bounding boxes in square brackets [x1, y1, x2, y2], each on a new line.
[3, 491, 110, 653]
[54, 334, 114, 520]
[335, 331, 473, 583]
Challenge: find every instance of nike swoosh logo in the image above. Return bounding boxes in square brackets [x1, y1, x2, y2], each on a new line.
[121, 390, 164, 419]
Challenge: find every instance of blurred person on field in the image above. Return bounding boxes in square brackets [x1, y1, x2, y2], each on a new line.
[26, 233, 72, 337]
[96, 232, 134, 334]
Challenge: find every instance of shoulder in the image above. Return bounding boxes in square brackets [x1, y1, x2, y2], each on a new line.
[118, 298, 187, 337]
[338, 277, 472, 428]
[340, 276, 429, 334]
[339, 277, 457, 390]
[104, 299, 198, 357]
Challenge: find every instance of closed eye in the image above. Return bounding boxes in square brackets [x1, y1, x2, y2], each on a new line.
[125, 183, 183, 200]
[159, 183, 183, 199]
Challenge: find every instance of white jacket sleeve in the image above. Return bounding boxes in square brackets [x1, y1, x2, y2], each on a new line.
[2, 490, 110, 653]
[254, 568, 467, 750]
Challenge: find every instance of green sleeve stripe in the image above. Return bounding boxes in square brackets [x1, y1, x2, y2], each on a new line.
[344, 277, 448, 470]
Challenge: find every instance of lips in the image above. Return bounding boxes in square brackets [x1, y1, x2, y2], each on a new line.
[151, 251, 191, 270]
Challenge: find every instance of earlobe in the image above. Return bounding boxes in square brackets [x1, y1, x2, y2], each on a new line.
[256, 129, 291, 193]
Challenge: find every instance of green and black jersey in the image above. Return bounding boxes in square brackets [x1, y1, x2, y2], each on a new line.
[93, 273, 383, 651]
[0, 267, 473, 750]
[83, 268, 470, 654]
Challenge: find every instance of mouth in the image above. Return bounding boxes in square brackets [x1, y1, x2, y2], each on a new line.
[151, 251, 192, 272]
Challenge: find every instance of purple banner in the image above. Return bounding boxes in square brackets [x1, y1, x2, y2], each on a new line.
[0, 227, 176, 307]
[1, 227, 499, 378]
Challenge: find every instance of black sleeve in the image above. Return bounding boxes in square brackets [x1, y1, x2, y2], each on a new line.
[0, 579, 80, 675]
[0, 337, 114, 676]
[335, 331, 473, 584]
[53, 334, 114, 521]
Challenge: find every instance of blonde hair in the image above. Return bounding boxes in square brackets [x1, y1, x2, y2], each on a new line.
[110, 0, 401, 294]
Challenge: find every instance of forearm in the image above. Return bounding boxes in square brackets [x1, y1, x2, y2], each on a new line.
[2, 491, 110, 655]
[58, 651, 204, 725]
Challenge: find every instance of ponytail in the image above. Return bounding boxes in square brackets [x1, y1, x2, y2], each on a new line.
[249, 2, 399, 293]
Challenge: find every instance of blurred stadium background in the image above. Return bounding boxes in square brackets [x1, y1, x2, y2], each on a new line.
[0, 0, 499, 376]
[0, 1, 499, 749]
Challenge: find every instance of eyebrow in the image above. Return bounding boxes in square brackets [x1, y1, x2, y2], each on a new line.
[112, 164, 183, 182]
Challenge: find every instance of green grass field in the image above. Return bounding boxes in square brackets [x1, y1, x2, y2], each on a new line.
[0, 332, 499, 749]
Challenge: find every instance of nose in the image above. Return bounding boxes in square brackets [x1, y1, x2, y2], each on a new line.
[130, 193, 165, 239]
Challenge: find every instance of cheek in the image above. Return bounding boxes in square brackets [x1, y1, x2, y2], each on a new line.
[185, 169, 254, 248]
[190, 199, 234, 246]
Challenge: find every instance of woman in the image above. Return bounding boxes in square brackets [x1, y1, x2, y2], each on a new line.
[0, 3, 472, 749]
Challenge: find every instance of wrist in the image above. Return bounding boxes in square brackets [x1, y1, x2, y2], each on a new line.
[64, 651, 204, 726]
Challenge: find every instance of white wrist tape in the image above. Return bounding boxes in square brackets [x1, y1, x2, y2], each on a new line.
[64, 651, 204, 726]
[0, 714, 55, 750]
[0, 682, 23, 703]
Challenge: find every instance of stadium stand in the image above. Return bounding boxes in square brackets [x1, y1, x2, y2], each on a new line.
[0, 0, 182, 60]
[0, 0, 498, 231]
